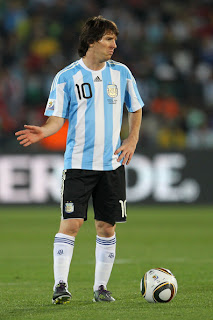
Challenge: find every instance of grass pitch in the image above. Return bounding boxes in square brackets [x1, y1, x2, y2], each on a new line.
[0, 205, 212, 320]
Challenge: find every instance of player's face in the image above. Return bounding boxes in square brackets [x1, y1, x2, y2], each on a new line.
[92, 32, 117, 62]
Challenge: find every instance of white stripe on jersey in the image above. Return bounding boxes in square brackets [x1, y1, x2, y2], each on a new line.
[93, 73, 105, 170]
[126, 79, 141, 112]
[53, 82, 66, 117]
[71, 70, 85, 168]
[110, 68, 121, 170]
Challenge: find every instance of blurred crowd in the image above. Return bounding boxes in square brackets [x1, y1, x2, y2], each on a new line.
[1, 0, 213, 151]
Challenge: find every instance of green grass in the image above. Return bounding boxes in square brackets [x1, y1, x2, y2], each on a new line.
[0, 205, 213, 320]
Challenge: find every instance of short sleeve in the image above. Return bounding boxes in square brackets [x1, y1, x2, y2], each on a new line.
[124, 68, 144, 112]
[44, 73, 70, 118]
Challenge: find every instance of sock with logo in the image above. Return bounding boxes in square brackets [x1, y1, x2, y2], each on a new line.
[93, 234, 116, 291]
[53, 233, 75, 289]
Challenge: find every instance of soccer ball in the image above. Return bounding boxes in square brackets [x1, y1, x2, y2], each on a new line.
[140, 268, 178, 303]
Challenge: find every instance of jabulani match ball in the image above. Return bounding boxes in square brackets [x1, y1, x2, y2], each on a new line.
[140, 268, 178, 303]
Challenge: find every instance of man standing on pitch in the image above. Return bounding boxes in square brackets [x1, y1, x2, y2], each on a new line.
[15, 16, 144, 304]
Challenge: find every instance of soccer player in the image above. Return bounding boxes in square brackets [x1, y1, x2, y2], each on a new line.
[15, 16, 144, 304]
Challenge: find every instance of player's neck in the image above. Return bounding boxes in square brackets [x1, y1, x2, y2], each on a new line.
[82, 56, 106, 71]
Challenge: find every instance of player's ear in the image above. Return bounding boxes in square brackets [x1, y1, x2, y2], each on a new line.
[88, 40, 95, 48]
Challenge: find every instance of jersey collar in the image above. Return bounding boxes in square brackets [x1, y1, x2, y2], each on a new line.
[79, 58, 106, 72]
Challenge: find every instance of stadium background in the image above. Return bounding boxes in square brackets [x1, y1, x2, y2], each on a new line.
[0, 1, 213, 320]
[1, 0, 213, 204]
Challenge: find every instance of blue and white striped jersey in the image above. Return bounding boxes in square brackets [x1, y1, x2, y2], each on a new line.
[44, 58, 144, 171]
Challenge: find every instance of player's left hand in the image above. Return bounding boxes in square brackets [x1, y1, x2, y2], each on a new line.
[114, 137, 137, 165]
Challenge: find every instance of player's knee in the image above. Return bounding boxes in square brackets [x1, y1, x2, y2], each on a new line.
[95, 220, 116, 237]
[59, 218, 84, 237]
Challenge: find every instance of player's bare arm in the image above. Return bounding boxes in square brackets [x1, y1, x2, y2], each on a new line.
[115, 108, 142, 165]
[15, 116, 65, 147]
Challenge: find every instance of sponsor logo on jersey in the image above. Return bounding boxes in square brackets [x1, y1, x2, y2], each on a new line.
[94, 76, 102, 82]
[65, 201, 74, 213]
[107, 84, 118, 98]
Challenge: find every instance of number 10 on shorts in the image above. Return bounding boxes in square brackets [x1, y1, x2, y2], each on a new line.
[119, 200, 127, 218]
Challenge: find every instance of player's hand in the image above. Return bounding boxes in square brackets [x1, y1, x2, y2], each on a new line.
[114, 137, 137, 165]
[15, 125, 45, 147]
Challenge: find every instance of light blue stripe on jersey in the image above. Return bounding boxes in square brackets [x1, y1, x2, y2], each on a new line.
[102, 67, 113, 170]
[125, 89, 132, 111]
[117, 66, 126, 157]
[81, 70, 95, 170]
[64, 75, 78, 169]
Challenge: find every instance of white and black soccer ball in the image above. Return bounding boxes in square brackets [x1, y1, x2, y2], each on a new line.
[140, 268, 178, 303]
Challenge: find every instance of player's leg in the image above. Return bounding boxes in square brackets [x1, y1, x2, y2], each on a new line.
[92, 165, 126, 302]
[52, 169, 90, 304]
[53, 219, 84, 304]
[93, 220, 116, 302]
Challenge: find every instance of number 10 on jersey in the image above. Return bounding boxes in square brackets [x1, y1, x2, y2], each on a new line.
[76, 83, 92, 100]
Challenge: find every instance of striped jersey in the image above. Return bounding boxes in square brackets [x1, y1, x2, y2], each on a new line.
[44, 58, 144, 171]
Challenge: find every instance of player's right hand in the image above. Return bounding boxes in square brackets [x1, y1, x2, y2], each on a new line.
[15, 125, 45, 147]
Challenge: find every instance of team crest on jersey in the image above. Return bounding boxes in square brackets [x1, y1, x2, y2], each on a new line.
[65, 201, 74, 213]
[107, 84, 118, 98]
[47, 99, 55, 110]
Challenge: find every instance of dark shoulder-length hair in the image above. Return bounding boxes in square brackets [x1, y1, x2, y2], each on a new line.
[78, 16, 119, 57]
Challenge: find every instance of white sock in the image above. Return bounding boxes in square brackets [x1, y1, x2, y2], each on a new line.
[53, 233, 75, 289]
[93, 234, 116, 291]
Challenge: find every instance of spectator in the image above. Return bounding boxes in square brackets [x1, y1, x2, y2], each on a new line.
[1, 0, 213, 150]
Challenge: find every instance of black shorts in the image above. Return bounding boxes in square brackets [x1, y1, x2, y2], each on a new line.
[61, 165, 126, 226]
